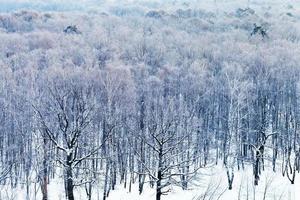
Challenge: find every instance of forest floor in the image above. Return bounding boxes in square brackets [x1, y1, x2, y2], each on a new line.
[4, 164, 299, 200]
[108, 165, 299, 200]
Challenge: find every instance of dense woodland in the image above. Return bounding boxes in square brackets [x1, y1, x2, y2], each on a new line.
[0, 3, 300, 200]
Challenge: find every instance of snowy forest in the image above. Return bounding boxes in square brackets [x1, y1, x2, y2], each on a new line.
[0, 0, 300, 199]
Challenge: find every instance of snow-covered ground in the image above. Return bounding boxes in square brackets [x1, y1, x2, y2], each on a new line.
[109, 165, 299, 200]
[2, 165, 299, 200]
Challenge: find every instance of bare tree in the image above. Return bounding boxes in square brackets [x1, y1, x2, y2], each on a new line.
[34, 84, 108, 200]
[136, 95, 199, 200]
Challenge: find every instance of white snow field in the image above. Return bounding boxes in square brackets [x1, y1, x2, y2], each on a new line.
[108, 165, 300, 200]
[2, 165, 299, 200]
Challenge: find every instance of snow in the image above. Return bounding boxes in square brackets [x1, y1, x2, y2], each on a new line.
[2, 164, 298, 200]
[108, 165, 299, 200]
[1, 0, 300, 199]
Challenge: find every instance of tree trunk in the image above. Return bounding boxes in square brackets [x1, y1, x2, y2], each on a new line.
[226, 169, 234, 190]
[66, 157, 75, 200]
[156, 147, 163, 200]
[156, 171, 162, 200]
[254, 158, 260, 186]
[41, 136, 48, 200]
[138, 174, 145, 194]
[85, 182, 92, 200]
[103, 160, 110, 200]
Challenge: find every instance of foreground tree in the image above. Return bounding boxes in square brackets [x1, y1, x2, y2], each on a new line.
[136, 84, 199, 200]
[35, 79, 107, 200]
